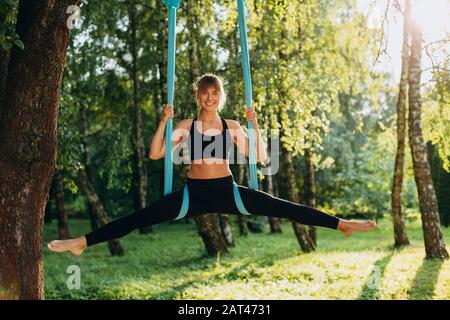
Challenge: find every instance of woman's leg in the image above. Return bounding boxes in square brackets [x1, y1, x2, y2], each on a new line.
[48, 188, 187, 254]
[226, 185, 376, 235]
[84, 189, 185, 247]
[234, 185, 340, 229]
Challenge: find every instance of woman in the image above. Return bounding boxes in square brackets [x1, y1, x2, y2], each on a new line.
[48, 74, 376, 256]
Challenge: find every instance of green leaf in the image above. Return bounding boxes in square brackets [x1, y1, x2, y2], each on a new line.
[14, 38, 24, 49]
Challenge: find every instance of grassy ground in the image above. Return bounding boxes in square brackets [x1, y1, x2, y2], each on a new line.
[43, 218, 450, 300]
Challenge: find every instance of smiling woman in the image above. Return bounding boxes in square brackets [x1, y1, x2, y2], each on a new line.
[193, 74, 227, 112]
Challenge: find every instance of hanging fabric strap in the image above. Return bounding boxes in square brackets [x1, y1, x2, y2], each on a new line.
[237, 0, 258, 191]
[174, 185, 190, 220]
[162, 0, 192, 221]
[161, 0, 253, 221]
[163, 0, 180, 196]
[233, 182, 252, 215]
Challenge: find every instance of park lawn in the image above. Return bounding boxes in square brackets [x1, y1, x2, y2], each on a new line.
[43, 218, 450, 300]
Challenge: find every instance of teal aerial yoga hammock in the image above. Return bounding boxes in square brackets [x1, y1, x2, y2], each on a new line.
[162, 0, 257, 219]
[163, 0, 178, 197]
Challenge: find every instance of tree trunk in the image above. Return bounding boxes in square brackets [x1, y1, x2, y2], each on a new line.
[237, 163, 249, 236]
[149, 2, 166, 201]
[128, 0, 151, 234]
[54, 171, 70, 239]
[0, 0, 84, 300]
[283, 151, 316, 252]
[86, 201, 99, 230]
[265, 171, 282, 233]
[219, 214, 235, 247]
[80, 106, 124, 256]
[194, 214, 228, 256]
[80, 101, 99, 231]
[305, 148, 317, 246]
[277, 18, 313, 251]
[391, 0, 411, 248]
[408, 21, 448, 259]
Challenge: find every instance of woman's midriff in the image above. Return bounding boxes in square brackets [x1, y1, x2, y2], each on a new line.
[187, 160, 232, 179]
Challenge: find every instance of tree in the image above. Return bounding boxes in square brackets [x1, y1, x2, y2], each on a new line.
[283, 150, 316, 252]
[391, 0, 411, 248]
[194, 214, 229, 256]
[408, 19, 448, 259]
[79, 105, 124, 256]
[274, 5, 316, 252]
[127, 0, 151, 234]
[0, 0, 83, 300]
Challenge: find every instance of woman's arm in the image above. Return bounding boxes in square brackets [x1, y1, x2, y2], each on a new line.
[252, 120, 268, 163]
[149, 105, 191, 160]
[149, 118, 168, 160]
[229, 107, 268, 163]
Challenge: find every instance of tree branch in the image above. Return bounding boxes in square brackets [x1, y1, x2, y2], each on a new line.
[373, 0, 392, 66]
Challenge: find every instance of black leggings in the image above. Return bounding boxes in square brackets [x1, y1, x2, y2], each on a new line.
[85, 175, 340, 246]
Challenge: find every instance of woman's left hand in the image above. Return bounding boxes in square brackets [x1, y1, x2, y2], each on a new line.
[245, 106, 258, 126]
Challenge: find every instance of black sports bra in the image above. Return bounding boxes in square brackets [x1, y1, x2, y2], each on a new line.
[188, 117, 232, 161]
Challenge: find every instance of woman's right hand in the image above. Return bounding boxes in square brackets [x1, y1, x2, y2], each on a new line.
[162, 104, 174, 123]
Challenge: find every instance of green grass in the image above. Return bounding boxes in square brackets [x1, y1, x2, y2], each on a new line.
[43, 218, 450, 300]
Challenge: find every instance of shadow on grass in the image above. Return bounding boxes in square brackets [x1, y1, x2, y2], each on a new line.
[120, 255, 283, 299]
[152, 253, 212, 269]
[358, 252, 394, 300]
[148, 279, 203, 299]
[148, 261, 255, 299]
[408, 257, 444, 300]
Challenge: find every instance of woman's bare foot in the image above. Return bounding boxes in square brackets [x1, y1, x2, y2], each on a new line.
[337, 219, 377, 237]
[47, 237, 87, 256]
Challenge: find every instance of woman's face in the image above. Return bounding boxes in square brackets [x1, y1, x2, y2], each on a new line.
[197, 86, 221, 111]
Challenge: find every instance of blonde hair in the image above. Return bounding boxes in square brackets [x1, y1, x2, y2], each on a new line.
[192, 74, 227, 112]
